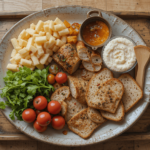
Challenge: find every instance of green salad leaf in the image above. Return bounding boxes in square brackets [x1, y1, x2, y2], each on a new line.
[0, 66, 55, 121]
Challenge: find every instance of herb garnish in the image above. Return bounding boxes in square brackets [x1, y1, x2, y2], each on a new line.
[0, 66, 55, 120]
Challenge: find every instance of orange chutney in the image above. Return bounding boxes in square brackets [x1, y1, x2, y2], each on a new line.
[82, 21, 109, 46]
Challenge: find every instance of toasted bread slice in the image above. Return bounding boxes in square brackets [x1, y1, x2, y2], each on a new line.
[86, 68, 113, 109]
[82, 61, 102, 72]
[118, 74, 143, 112]
[81, 69, 95, 81]
[91, 78, 124, 113]
[101, 101, 125, 121]
[68, 76, 88, 104]
[60, 101, 67, 118]
[65, 97, 87, 122]
[76, 41, 91, 62]
[67, 108, 100, 139]
[87, 107, 106, 123]
[51, 86, 70, 102]
[91, 51, 102, 66]
[82, 61, 95, 72]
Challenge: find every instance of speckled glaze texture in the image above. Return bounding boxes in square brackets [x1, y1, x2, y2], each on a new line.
[0, 6, 149, 146]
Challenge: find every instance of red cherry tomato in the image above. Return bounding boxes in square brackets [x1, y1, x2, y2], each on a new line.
[33, 120, 47, 132]
[55, 72, 67, 84]
[35, 110, 41, 115]
[47, 100, 61, 115]
[52, 116, 65, 130]
[22, 108, 36, 123]
[33, 96, 47, 110]
[37, 112, 51, 126]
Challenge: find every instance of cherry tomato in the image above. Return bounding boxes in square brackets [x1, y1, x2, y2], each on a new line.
[49, 64, 59, 74]
[47, 74, 55, 84]
[55, 72, 67, 84]
[47, 100, 61, 114]
[33, 120, 47, 132]
[52, 116, 65, 130]
[37, 112, 51, 126]
[33, 96, 47, 110]
[35, 110, 41, 115]
[22, 108, 36, 123]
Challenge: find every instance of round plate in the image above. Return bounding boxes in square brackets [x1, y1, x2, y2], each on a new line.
[0, 6, 149, 146]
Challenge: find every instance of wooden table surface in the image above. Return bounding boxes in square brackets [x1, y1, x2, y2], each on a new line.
[1, 0, 150, 150]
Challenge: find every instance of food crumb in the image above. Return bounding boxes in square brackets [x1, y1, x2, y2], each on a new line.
[62, 130, 68, 135]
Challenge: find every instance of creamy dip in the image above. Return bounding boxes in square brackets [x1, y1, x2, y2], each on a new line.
[103, 37, 136, 72]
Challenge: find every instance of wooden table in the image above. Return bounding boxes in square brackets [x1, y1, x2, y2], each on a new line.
[1, 1, 150, 150]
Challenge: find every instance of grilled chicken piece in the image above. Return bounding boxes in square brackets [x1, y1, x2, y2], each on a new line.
[53, 44, 81, 74]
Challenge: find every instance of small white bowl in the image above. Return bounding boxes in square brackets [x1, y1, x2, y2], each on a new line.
[101, 35, 137, 74]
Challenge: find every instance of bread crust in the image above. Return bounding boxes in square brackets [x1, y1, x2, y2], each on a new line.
[101, 101, 125, 121]
[86, 68, 114, 109]
[67, 108, 100, 139]
[87, 107, 106, 123]
[118, 73, 143, 112]
[51, 86, 70, 102]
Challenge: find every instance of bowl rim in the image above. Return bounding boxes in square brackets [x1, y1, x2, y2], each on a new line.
[101, 35, 137, 74]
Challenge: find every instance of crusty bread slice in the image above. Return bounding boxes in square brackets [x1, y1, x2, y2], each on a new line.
[87, 107, 106, 123]
[82, 61, 95, 72]
[68, 76, 88, 104]
[101, 101, 125, 121]
[81, 69, 95, 81]
[91, 51, 102, 66]
[51, 86, 70, 102]
[118, 74, 143, 112]
[82, 61, 102, 72]
[65, 97, 87, 122]
[60, 101, 67, 118]
[86, 68, 113, 109]
[67, 108, 100, 139]
[76, 41, 91, 62]
[91, 78, 124, 113]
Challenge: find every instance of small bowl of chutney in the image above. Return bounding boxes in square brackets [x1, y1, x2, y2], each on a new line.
[80, 10, 112, 50]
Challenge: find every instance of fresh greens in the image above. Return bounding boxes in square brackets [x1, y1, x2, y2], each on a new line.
[0, 66, 55, 121]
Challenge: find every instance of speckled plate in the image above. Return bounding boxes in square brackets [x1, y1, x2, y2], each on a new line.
[0, 6, 149, 146]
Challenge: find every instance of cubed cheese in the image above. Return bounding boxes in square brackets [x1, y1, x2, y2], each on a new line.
[10, 57, 17, 64]
[40, 54, 50, 64]
[11, 49, 17, 58]
[7, 64, 18, 72]
[37, 45, 44, 57]
[44, 25, 50, 32]
[18, 48, 29, 57]
[58, 28, 69, 36]
[49, 36, 56, 48]
[14, 53, 22, 63]
[39, 31, 46, 36]
[18, 39, 27, 47]
[21, 59, 32, 67]
[35, 20, 44, 32]
[30, 46, 37, 53]
[35, 36, 47, 44]
[26, 37, 34, 51]
[52, 45, 59, 52]
[53, 31, 60, 39]
[11, 38, 21, 50]
[26, 28, 36, 35]
[30, 23, 36, 30]
[31, 54, 40, 66]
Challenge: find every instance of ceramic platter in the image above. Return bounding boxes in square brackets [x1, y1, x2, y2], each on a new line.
[0, 5, 150, 146]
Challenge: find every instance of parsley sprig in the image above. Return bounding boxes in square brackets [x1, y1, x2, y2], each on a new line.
[0, 66, 55, 120]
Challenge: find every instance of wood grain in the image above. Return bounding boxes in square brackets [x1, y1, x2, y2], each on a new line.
[42, 0, 106, 11]
[3, 0, 42, 12]
[106, 0, 150, 12]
